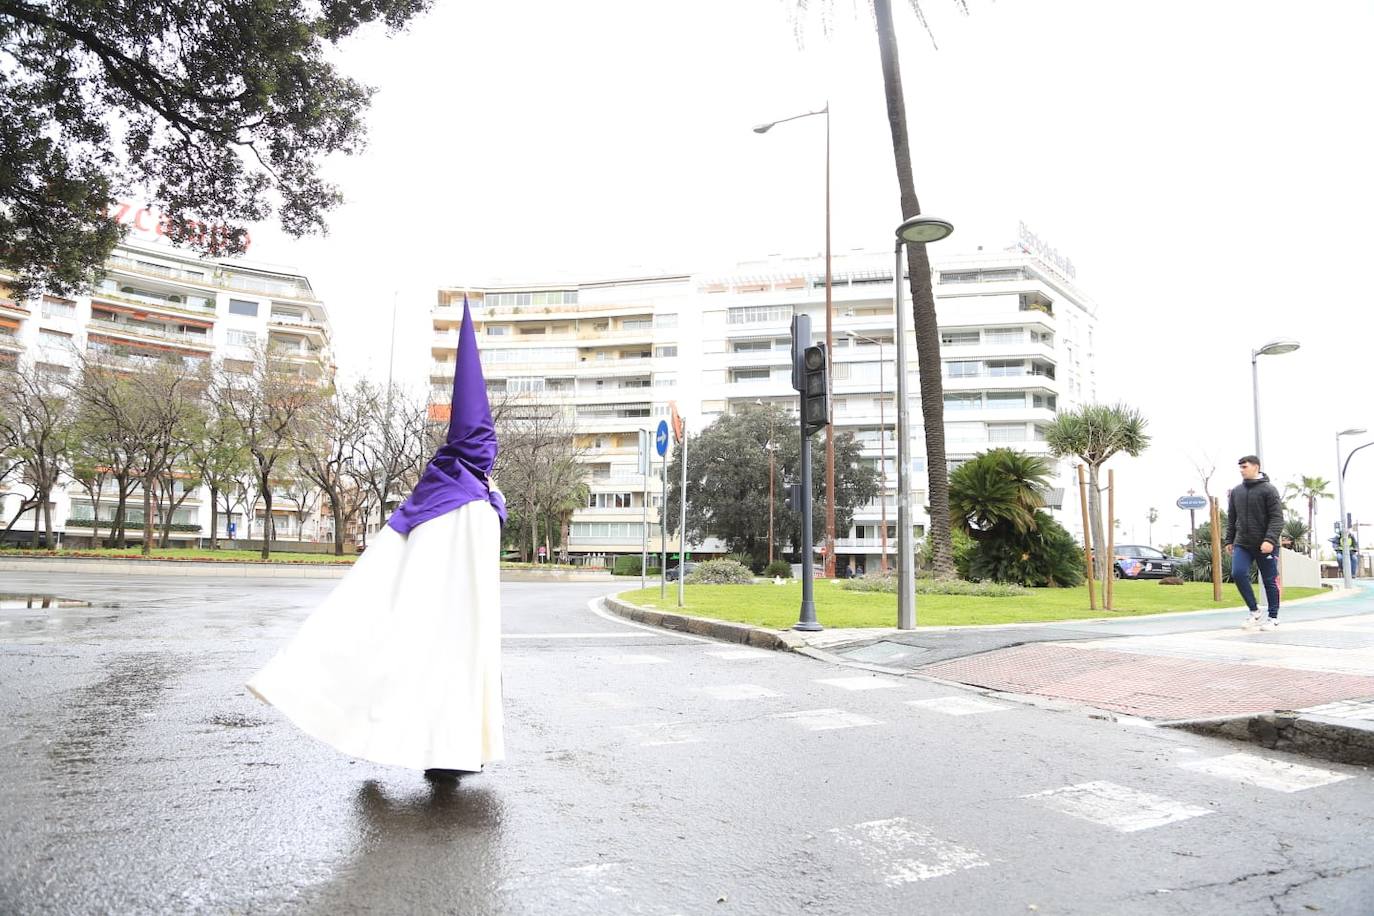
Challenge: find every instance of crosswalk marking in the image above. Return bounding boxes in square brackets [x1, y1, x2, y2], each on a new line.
[772, 708, 882, 731]
[1020, 781, 1212, 832]
[905, 696, 1010, 716]
[599, 654, 669, 665]
[615, 722, 705, 746]
[828, 817, 988, 885]
[706, 648, 772, 660]
[1177, 753, 1353, 793]
[695, 683, 783, 700]
[816, 676, 902, 692]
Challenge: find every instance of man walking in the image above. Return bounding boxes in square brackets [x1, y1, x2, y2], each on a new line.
[1225, 455, 1285, 630]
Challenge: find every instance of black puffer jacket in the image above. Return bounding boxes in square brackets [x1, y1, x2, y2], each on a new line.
[1225, 474, 1283, 552]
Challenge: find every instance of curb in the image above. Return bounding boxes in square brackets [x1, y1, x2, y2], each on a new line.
[603, 596, 806, 651]
[0, 556, 350, 579]
[1161, 712, 1374, 767]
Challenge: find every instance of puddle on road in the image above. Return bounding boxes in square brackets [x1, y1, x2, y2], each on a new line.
[0, 594, 94, 610]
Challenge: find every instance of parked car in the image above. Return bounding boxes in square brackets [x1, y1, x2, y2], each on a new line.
[1113, 545, 1181, 579]
[665, 562, 699, 581]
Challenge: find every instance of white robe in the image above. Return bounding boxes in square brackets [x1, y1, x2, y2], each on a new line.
[247, 501, 503, 771]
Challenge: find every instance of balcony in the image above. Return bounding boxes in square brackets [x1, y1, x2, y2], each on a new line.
[221, 273, 314, 301]
[106, 255, 211, 287]
[87, 348, 207, 373]
[0, 331, 22, 352]
[87, 317, 214, 349]
[95, 283, 216, 316]
[269, 314, 330, 338]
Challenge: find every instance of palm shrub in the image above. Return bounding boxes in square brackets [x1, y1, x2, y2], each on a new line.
[948, 448, 1082, 587]
[763, 560, 793, 578]
[918, 528, 974, 578]
[685, 558, 754, 585]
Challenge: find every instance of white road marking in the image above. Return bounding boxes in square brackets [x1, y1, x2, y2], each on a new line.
[588, 598, 712, 643]
[905, 696, 1010, 716]
[695, 684, 783, 701]
[829, 817, 988, 885]
[504, 632, 645, 639]
[599, 654, 669, 665]
[772, 708, 882, 731]
[1021, 781, 1212, 832]
[1177, 753, 1354, 793]
[706, 648, 771, 660]
[615, 722, 705, 746]
[585, 692, 639, 709]
[816, 676, 902, 692]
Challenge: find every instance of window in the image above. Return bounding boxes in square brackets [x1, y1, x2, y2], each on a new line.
[654, 314, 678, 329]
[727, 305, 792, 325]
[987, 423, 1027, 443]
[588, 493, 634, 509]
[944, 392, 982, 410]
[1032, 393, 1057, 410]
[518, 326, 547, 335]
[986, 391, 1026, 409]
[984, 327, 1024, 345]
[946, 361, 981, 378]
[731, 339, 773, 352]
[986, 360, 1024, 377]
[228, 299, 259, 317]
[623, 318, 653, 331]
[732, 368, 771, 383]
[38, 329, 73, 348]
[42, 298, 76, 319]
[654, 345, 678, 358]
[227, 329, 258, 347]
[655, 373, 677, 387]
[485, 347, 577, 364]
[485, 290, 578, 308]
[941, 330, 979, 347]
[486, 325, 510, 336]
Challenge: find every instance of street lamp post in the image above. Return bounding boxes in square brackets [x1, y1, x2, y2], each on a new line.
[893, 215, 954, 630]
[1337, 428, 1369, 590]
[848, 330, 889, 574]
[1250, 338, 1300, 465]
[754, 103, 836, 578]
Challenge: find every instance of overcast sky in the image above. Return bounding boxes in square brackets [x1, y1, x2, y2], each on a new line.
[244, 0, 1374, 549]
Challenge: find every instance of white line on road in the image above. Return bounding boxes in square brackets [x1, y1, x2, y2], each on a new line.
[816, 676, 902, 692]
[1177, 753, 1354, 793]
[503, 632, 648, 639]
[905, 696, 1011, 716]
[705, 648, 772, 660]
[828, 817, 988, 885]
[598, 654, 669, 665]
[1021, 781, 1212, 832]
[772, 708, 883, 731]
[695, 684, 783, 700]
[586, 598, 712, 643]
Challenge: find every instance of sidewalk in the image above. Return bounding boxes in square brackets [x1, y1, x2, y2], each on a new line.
[606, 582, 1374, 764]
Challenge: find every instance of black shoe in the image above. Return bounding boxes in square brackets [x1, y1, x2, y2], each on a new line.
[423, 767, 481, 781]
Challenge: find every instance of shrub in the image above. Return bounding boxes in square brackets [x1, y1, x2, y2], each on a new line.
[685, 558, 754, 585]
[918, 527, 975, 578]
[966, 511, 1084, 588]
[842, 576, 1029, 598]
[763, 560, 793, 579]
[1159, 576, 1184, 586]
[612, 555, 642, 576]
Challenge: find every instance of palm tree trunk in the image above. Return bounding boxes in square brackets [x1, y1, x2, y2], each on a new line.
[1308, 495, 1316, 557]
[1088, 463, 1107, 579]
[873, 0, 954, 578]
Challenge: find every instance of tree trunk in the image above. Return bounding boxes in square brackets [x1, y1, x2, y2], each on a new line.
[141, 473, 155, 556]
[332, 495, 345, 556]
[260, 476, 272, 559]
[209, 485, 219, 550]
[1308, 496, 1316, 557]
[42, 491, 54, 549]
[114, 481, 129, 547]
[1088, 463, 1107, 579]
[872, 0, 954, 578]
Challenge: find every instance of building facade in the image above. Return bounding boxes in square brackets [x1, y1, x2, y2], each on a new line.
[435, 236, 1098, 569]
[0, 235, 335, 547]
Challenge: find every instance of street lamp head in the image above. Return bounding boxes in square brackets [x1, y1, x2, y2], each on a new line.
[896, 215, 955, 245]
[1254, 338, 1300, 358]
[751, 123, 773, 134]
[1339, 427, 1368, 437]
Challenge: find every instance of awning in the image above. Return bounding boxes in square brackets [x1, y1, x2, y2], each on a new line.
[0, 316, 20, 330]
[90, 297, 213, 328]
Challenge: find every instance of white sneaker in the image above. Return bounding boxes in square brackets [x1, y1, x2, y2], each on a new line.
[1242, 613, 1262, 629]
[1260, 619, 1279, 631]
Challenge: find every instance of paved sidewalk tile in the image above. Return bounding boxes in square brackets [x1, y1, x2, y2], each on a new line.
[920, 644, 1374, 719]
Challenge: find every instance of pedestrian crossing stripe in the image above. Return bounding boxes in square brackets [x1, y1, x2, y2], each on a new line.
[1176, 753, 1353, 792]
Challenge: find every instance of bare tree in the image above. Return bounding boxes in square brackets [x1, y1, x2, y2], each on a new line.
[355, 382, 428, 535]
[122, 359, 206, 555]
[495, 399, 587, 562]
[69, 358, 149, 547]
[0, 360, 73, 546]
[186, 395, 251, 549]
[216, 349, 322, 559]
[293, 379, 372, 555]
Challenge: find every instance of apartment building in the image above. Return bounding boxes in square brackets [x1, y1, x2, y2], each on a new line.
[0, 232, 335, 546]
[435, 231, 1098, 569]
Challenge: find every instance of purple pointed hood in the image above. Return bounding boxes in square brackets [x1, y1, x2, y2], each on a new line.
[387, 297, 506, 534]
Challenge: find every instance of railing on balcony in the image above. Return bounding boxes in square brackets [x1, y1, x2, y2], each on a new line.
[106, 255, 209, 285]
[269, 314, 329, 335]
[222, 274, 313, 300]
[87, 317, 214, 348]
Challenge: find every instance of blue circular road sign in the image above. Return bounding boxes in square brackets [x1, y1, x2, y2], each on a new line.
[1176, 495, 1208, 511]
[655, 420, 669, 456]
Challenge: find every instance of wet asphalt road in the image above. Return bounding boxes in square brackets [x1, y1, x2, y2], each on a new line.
[2, 572, 1373, 915]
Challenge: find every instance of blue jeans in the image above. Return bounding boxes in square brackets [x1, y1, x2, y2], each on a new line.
[1232, 545, 1280, 617]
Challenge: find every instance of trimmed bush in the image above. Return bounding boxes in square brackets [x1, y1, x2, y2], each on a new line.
[685, 558, 754, 585]
[843, 576, 1029, 598]
[763, 560, 793, 579]
[612, 555, 642, 576]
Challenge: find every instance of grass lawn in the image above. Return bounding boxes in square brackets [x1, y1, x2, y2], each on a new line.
[3, 547, 357, 564]
[617, 579, 1328, 628]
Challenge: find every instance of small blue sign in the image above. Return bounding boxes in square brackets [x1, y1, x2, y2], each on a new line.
[655, 420, 669, 456]
[227, 522, 237, 537]
[1176, 495, 1208, 511]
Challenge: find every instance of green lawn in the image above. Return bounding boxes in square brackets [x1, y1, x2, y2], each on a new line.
[617, 579, 1328, 628]
[3, 547, 357, 564]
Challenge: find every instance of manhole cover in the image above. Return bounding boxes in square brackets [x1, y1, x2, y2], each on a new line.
[841, 641, 932, 666]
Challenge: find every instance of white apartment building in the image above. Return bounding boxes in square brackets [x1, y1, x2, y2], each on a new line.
[435, 230, 1098, 570]
[0, 230, 335, 547]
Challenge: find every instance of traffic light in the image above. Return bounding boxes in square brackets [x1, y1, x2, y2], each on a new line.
[801, 344, 828, 436]
[784, 482, 804, 512]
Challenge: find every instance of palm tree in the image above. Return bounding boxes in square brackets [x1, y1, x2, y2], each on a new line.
[1044, 403, 1150, 579]
[1284, 476, 1331, 556]
[949, 448, 1050, 539]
